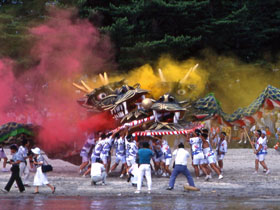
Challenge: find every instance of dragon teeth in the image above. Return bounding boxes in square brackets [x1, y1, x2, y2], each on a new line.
[153, 110, 159, 122]
[123, 102, 128, 114]
[174, 112, 180, 123]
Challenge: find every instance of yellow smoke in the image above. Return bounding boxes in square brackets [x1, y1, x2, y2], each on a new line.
[200, 50, 280, 113]
[102, 56, 208, 99]
[77, 51, 280, 115]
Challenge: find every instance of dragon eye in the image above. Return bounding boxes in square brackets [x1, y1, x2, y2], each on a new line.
[159, 96, 164, 102]
[97, 93, 107, 100]
[168, 96, 175, 102]
[177, 89, 186, 95]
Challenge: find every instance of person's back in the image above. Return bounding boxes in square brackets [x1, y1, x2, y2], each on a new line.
[138, 148, 153, 164]
[135, 142, 153, 194]
[173, 148, 189, 165]
[91, 162, 104, 177]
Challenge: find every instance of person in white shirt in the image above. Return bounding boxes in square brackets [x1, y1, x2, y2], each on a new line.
[166, 143, 197, 190]
[125, 134, 138, 174]
[187, 129, 208, 178]
[18, 139, 30, 186]
[216, 132, 228, 172]
[252, 130, 269, 174]
[91, 159, 106, 185]
[79, 133, 96, 174]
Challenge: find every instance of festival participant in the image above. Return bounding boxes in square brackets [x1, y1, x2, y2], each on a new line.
[125, 134, 138, 175]
[166, 143, 197, 191]
[1, 145, 25, 193]
[201, 133, 223, 180]
[0, 143, 9, 172]
[161, 138, 172, 177]
[79, 133, 96, 174]
[110, 133, 127, 178]
[135, 142, 153, 194]
[152, 139, 164, 176]
[252, 130, 270, 174]
[216, 132, 228, 172]
[201, 129, 213, 178]
[91, 159, 107, 185]
[83, 133, 106, 177]
[101, 133, 114, 173]
[18, 139, 30, 186]
[127, 161, 139, 187]
[32, 147, 55, 194]
[186, 129, 207, 179]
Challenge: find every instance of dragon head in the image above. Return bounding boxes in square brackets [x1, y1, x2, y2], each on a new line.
[149, 94, 189, 130]
[102, 84, 148, 121]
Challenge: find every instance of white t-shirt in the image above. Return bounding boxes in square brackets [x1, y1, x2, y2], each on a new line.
[189, 137, 203, 155]
[91, 162, 105, 177]
[173, 148, 190, 165]
[217, 138, 228, 153]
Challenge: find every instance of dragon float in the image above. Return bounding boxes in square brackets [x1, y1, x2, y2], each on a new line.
[1, 66, 280, 164]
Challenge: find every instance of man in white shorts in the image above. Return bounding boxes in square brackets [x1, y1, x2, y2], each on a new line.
[216, 132, 228, 172]
[253, 130, 269, 174]
[187, 129, 208, 178]
[79, 133, 96, 174]
[83, 133, 106, 177]
[161, 139, 172, 177]
[110, 133, 127, 177]
[101, 134, 114, 173]
[201, 133, 223, 180]
[125, 134, 138, 174]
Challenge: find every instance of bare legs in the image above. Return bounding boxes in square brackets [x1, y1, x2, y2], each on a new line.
[34, 184, 55, 193]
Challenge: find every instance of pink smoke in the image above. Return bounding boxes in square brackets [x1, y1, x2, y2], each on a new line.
[0, 8, 114, 157]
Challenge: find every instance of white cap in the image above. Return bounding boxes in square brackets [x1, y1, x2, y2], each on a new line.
[31, 147, 41, 155]
[261, 130, 266, 135]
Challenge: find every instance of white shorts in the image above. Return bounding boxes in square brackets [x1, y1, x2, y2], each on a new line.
[163, 158, 171, 166]
[81, 155, 89, 163]
[101, 154, 110, 164]
[193, 153, 205, 165]
[126, 157, 136, 167]
[200, 157, 208, 165]
[0, 150, 7, 159]
[217, 154, 225, 161]
[207, 155, 216, 164]
[153, 155, 164, 163]
[115, 155, 126, 164]
[256, 154, 266, 161]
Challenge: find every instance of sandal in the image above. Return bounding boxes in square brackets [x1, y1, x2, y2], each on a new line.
[52, 186, 56, 194]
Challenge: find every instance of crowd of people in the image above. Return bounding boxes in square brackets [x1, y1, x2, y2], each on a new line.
[77, 128, 231, 193]
[0, 125, 271, 194]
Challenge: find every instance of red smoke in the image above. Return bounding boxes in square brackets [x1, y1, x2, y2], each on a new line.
[0, 8, 115, 158]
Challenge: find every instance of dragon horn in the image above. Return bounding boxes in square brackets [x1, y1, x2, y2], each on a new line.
[158, 68, 166, 82]
[81, 80, 93, 92]
[72, 82, 91, 93]
[99, 73, 105, 85]
[180, 64, 199, 84]
[104, 72, 109, 85]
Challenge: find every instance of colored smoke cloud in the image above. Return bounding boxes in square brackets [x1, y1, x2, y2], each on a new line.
[0, 8, 114, 155]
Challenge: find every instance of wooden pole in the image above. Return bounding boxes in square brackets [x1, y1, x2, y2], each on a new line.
[244, 128, 256, 153]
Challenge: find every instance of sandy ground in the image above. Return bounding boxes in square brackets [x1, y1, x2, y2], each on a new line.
[1, 149, 280, 199]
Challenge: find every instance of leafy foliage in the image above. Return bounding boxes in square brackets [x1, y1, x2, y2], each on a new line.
[78, 0, 280, 70]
